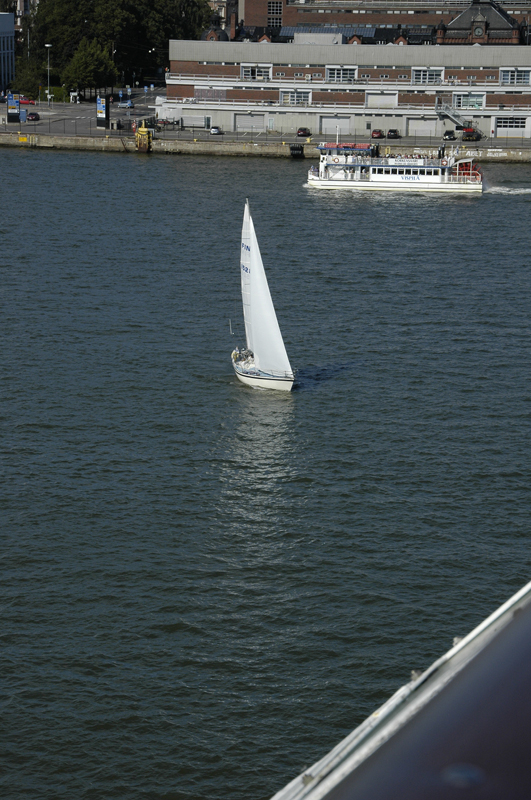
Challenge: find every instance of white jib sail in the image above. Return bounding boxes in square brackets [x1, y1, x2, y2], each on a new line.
[240, 200, 293, 378]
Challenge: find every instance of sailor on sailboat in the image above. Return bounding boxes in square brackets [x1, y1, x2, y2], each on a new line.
[231, 200, 294, 392]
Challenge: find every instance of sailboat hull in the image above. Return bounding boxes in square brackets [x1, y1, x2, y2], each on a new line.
[232, 364, 293, 392]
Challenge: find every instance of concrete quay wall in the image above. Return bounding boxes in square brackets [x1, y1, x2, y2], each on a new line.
[0, 131, 136, 153]
[1, 131, 531, 161]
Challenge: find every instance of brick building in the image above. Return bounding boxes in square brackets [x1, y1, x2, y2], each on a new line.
[159, 38, 531, 138]
[437, 0, 523, 42]
[239, 0, 531, 38]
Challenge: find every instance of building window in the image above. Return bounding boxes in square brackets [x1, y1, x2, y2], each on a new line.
[379, 74, 389, 79]
[398, 74, 408, 79]
[497, 117, 526, 128]
[500, 69, 531, 85]
[280, 89, 311, 105]
[241, 65, 272, 80]
[326, 67, 357, 83]
[294, 72, 303, 77]
[275, 72, 285, 77]
[267, 1, 282, 27]
[454, 93, 484, 109]
[412, 68, 443, 85]
[312, 73, 322, 78]
[361, 73, 371, 79]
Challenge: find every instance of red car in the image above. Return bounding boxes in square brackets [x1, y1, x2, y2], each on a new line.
[19, 96, 36, 105]
[371, 129, 384, 139]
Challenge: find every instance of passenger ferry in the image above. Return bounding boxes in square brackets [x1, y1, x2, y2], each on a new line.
[307, 142, 482, 194]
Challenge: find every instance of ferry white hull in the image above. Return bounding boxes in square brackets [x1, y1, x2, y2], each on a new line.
[233, 365, 294, 392]
[307, 176, 482, 194]
[308, 142, 483, 194]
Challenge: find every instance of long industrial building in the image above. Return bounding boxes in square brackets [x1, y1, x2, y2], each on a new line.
[158, 33, 531, 138]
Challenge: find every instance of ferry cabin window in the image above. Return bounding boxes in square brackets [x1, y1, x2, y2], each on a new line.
[377, 168, 384, 174]
[398, 168, 404, 174]
[405, 168, 411, 175]
[412, 169, 418, 175]
[384, 168, 391, 174]
[391, 168, 397, 174]
[426, 169, 432, 175]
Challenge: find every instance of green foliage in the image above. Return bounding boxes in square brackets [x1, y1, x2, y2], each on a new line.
[13, 57, 42, 98]
[24, 0, 212, 89]
[61, 37, 118, 91]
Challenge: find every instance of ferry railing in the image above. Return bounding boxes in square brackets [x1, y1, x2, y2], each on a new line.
[446, 172, 482, 183]
[324, 155, 444, 166]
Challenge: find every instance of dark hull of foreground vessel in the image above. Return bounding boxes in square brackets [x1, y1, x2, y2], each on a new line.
[270, 579, 531, 800]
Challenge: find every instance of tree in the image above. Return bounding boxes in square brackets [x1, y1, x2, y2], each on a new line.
[18, 0, 213, 93]
[61, 38, 118, 94]
[13, 57, 42, 97]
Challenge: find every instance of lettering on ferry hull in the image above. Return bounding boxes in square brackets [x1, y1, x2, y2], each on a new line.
[401, 176, 421, 181]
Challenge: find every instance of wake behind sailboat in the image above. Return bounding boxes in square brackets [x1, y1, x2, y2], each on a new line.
[231, 200, 294, 392]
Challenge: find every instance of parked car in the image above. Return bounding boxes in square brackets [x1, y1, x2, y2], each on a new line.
[443, 130, 457, 140]
[27, 112, 40, 121]
[386, 129, 400, 139]
[462, 128, 481, 141]
[18, 96, 35, 105]
[297, 127, 311, 137]
[210, 126, 223, 135]
[118, 99, 134, 109]
[371, 129, 385, 139]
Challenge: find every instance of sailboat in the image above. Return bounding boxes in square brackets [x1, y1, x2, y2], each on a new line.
[231, 200, 294, 392]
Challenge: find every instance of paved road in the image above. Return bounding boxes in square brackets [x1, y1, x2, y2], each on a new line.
[4, 98, 531, 150]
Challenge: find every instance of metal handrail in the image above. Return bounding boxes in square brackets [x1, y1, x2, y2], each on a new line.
[164, 96, 531, 113]
[286, 0, 529, 6]
[166, 73, 521, 90]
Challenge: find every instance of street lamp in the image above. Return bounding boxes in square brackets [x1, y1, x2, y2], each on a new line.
[45, 44, 52, 104]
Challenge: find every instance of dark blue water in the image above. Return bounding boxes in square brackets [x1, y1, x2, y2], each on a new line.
[2, 149, 531, 800]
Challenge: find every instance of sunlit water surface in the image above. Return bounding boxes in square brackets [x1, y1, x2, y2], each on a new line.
[2, 150, 531, 799]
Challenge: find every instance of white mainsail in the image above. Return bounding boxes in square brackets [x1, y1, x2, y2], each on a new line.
[240, 200, 293, 378]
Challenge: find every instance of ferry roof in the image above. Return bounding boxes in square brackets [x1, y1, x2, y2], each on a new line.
[270, 579, 531, 800]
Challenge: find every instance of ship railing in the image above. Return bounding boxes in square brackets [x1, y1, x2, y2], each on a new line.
[446, 172, 482, 184]
[324, 156, 443, 167]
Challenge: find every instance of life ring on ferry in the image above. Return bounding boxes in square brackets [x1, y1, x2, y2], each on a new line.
[333, 157, 340, 163]
[441, 158, 448, 167]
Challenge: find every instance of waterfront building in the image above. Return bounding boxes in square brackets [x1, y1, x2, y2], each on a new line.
[239, 0, 531, 36]
[159, 37, 531, 137]
[0, 12, 15, 93]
